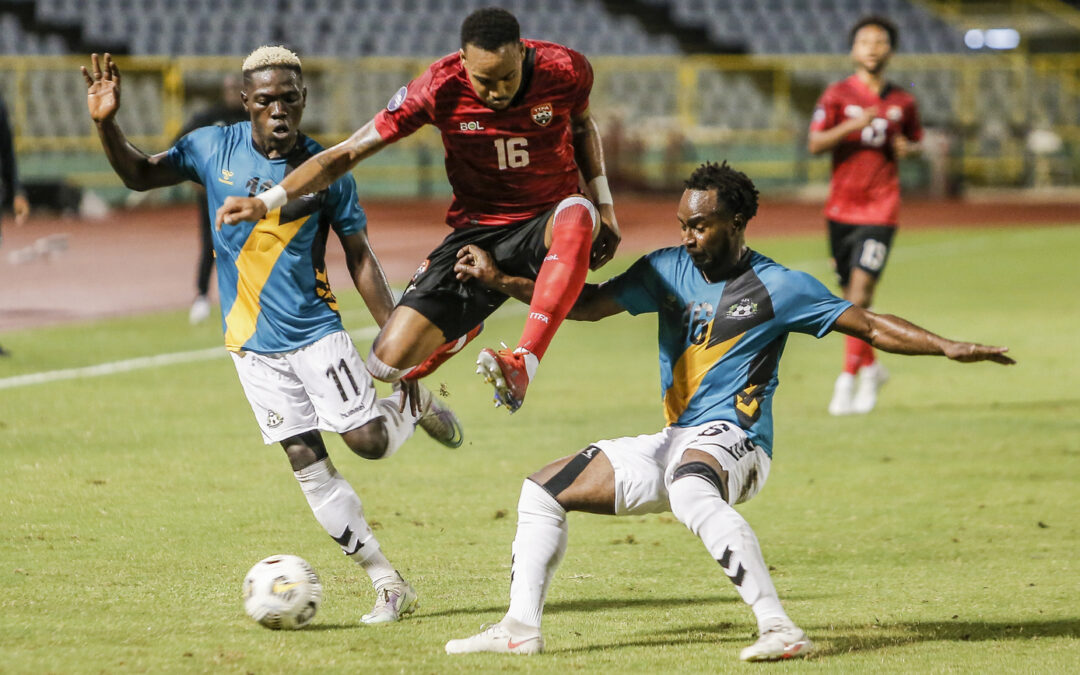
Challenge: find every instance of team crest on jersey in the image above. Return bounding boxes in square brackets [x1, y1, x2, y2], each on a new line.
[387, 86, 408, 112]
[267, 410, 284, 428]
[531, 102, 553, 126]
[726, 298, 758, 319]
[886, 105, 903, 121]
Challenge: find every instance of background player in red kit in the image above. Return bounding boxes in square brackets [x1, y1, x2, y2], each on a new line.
[217, 8, 620, 415]
[809, 15, 921, 416]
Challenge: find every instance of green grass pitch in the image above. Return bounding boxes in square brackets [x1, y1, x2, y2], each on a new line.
[2, 225, 1078, 673]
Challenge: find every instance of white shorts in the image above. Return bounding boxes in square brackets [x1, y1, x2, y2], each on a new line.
[231, 330, 381, 444]
[594, 421, 771, 515]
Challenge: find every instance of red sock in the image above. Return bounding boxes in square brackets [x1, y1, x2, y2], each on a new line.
[517, 199, 594, 359]
[843, 335, 875, 374]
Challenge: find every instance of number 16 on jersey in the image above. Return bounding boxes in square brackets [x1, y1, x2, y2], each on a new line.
[495, 137, 530, 170]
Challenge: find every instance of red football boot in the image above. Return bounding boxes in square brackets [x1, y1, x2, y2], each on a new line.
[475, 347, 535, 413]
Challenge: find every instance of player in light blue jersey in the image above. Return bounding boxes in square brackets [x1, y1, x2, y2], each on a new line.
[83, 48, 464, 624]
[445, 161, 1013, 661]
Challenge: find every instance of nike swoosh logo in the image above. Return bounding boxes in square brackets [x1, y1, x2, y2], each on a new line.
[507, 637, 538, 650]
[272, 581, 302, 594]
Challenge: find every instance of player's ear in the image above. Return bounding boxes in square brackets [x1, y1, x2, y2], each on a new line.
[458, 48, 466, 65]
[240, 89, 249, 113]
[301, 86, 308, 106]
[732, 213, 747, 232]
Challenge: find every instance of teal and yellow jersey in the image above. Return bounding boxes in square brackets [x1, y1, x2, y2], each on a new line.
[166, 122, 366, 354]
[606, 247, 852, 457]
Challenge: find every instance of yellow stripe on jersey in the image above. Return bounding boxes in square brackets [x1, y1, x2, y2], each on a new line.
[314, 266, 339, 312]
[224, 210, 308, 351]
[663, 319, 744, 425]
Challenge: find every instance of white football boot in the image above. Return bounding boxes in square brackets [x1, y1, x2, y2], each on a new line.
[851, 362, 889, 414]
[445, 617, 543, 655]
[361, 575, 418, 624]
[415, 384, 464, 448]
[828, 372, 856, 416]
[739, 619, 813, 661]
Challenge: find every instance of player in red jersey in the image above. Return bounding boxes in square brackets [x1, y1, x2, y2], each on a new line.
[809, 15, 922, 416]
[216, 8, 620, 415]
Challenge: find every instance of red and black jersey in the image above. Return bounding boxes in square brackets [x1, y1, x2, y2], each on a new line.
[374, 39, 592, 229]
[810, 75, 922, 226]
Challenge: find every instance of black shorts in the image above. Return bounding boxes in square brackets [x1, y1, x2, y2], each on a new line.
[396, 210, 552, 341]
[828, 221, 896, 288]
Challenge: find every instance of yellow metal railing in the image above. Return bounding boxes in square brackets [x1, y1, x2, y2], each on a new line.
[3, 53, 1077, 190]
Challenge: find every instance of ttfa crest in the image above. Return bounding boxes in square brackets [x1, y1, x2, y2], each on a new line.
[531, 102, 553, 126]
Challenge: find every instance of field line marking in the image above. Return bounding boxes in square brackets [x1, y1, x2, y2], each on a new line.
[5, 228, 1031, 393]
[0, 326, 380, 391]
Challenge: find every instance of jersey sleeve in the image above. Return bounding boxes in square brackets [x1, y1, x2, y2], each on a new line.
[326, 172, 367, 237]
[373, 67, 437, 144]
[567, 47, 594, 117]
[773, 269, 852, 337]
[602, 252, 667, 316]
[809, 87, 840, 133]
[165, 126, 218, 185]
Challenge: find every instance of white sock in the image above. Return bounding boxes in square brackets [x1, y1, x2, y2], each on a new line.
[668, 475, 788, 633]
[349, 547, 400, 591]
[371, 388, 423, 459]
[294, 458, 396, 588]
[504, 479, 566, 629]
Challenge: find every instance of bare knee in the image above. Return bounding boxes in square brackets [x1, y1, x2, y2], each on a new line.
[341, 418, 390, 460]
[281, 431, 328, 472]
[369, 307, 448, 376]
[529, 445, 615, 514]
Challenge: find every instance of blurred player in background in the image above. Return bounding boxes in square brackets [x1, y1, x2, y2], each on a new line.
[0, 90, 31, 357]
[83, 48, 463, 624]
[808, 15, 922, 415]
[216, 7, 621, 414]
[446, 162, 1012, 661]
[177, 73, 247, 324]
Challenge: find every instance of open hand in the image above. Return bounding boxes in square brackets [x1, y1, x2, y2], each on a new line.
[81, 53, 121, 123]
[944, 342, 1015, 365]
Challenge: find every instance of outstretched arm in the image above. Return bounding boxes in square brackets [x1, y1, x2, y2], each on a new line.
[833, 305, 1015, 365]
[454, 244, 625, 321]
[571, 108, 620, 270]
[81, 53, 185, 191]
[215, 121, 388, 227]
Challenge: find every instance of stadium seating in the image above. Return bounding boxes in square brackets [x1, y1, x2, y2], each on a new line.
[0, 0, 1073, 193]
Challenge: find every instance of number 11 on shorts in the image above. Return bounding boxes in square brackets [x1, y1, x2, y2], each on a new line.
[326, 359, 361, 402]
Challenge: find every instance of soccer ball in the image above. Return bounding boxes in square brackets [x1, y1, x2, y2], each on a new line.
[242, 554, 322, 630]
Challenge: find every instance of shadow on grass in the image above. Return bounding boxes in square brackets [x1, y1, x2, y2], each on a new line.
[420, 592, 826, 620]
[548, 617, 1080, 657]
[814, 618, 1080, 657]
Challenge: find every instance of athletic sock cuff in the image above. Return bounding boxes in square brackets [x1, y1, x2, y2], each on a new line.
[366, 350, 413, 383]
[520, 478, 566, 520]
